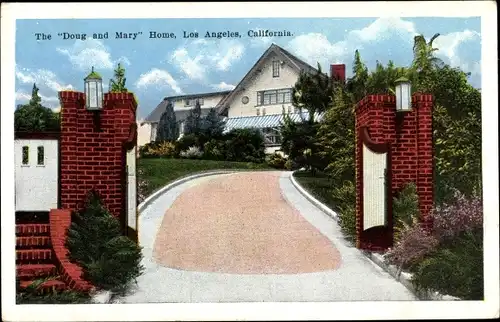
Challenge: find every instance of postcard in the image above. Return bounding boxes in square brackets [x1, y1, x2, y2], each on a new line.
[1, 1, 498, 321]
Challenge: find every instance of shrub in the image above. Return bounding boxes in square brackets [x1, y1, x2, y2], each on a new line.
[385, 191, 484, 300]
[179, 146, 203, 159]
[431, 191, 483, 241]
[411, 228, 483, 300]
[223, 128, 266, 163]
[203, 139, 227, 161]
[266, 153, 287, 169]
[176, 134, 200, 153]
[337, 203, 357, 242]
[139, 141, 177, 158]
[284, 159, 300, 170]
[392, 182, 420, 243]
[332, 180, 357, 240]
[66, 191, 144, 292]
[385, 224, 440, 270]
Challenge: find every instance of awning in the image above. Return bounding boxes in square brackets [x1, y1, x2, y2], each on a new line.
[223, 111, 322, 132]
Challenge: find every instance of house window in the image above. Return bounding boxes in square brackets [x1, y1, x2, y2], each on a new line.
[22, 146, 29, 165]
[256, 88, 293, 106]
[185, 98, 204, 107]
[263, 128, 282, 146]
[272, 61, 280, 78]
[37, 146, 44, 165]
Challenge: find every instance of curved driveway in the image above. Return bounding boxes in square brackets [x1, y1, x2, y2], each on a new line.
[115, 171, 416, 303]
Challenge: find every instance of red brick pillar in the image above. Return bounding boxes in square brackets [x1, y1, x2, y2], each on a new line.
[355, 93, 434, 251]
[58, 91, 137, 232]
[414, 94, 434, 229]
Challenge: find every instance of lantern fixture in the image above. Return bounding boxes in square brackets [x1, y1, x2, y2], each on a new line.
[394, 77, 412, 111]
[84, 66, 103, 111]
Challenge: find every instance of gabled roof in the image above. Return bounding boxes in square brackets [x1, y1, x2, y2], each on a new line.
[216, 43, 325, 115]
[144, 90, 231, 123]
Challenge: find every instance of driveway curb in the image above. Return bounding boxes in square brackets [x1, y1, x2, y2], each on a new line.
[289, 171, 339, 222]
[289, 171, 461, 301]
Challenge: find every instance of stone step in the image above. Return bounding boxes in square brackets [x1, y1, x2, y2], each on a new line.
[16, 224, 50, 236]
[16, 263, 58, 280]
[16, 249, 53, 262]
[16, 236, 51, 248]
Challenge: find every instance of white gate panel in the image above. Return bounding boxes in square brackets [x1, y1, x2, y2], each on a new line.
[363, 143, 387, 231]
[15, 139, 59, 212]
[127, 146, 137, 233]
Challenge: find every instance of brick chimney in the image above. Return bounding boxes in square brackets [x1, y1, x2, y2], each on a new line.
[330, 64, 346, 83]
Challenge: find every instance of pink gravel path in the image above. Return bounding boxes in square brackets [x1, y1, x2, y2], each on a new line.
[152, 171, 342, 274]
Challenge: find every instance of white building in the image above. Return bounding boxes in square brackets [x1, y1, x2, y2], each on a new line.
[139, 43, 345, 153]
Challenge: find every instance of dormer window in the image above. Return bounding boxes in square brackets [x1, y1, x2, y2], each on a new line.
[185, 98, 204, 107]
[272, 61, 280, 78]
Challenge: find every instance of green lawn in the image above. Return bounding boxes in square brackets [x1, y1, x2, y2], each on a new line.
[137, 158, 274, 201]
[293, 170, 339, 211]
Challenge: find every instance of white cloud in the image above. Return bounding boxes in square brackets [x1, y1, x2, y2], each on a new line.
[288, 17, 420, 69]
[170, 39, 245, 81]
[433, 30, 481, 74]
[349, 17, 418, 42]
[16, 67, 74, 92]
[214, 44, 244, 71]
[170, 48, 206, 81]
[56, 38, 131, 71]
[135, 68, 183, 94]
[211, 82, 236, 91]
[288, 33, 349, 68]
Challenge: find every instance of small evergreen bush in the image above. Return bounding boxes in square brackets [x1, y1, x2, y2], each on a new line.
[203, 139, 227, 161]
[266, 153, 287, 169]
[66, 191, 144, 292]
[332, 180, 357, 241]
[223, 128, 266, 163]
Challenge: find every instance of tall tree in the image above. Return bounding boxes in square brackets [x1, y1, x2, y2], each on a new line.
[292, 63, 332, 124]
[29, 83, 42, 106]
[156, 101, 178, 141]
[315, 84, 356, 183]
[110, 63, 128, 92]
[200, 108, 226, 138]
[349, 50, 370, 102]
[184, 100, 203, 135]
[15, 83, 60, 132]
[411, 33, 444, 91]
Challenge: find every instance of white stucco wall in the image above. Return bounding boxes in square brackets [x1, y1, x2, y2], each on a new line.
[15, 139, 59, 212]
[228, 52, 300, 118]
[137, 121, 152, 147]
[171, 94, 226, 111]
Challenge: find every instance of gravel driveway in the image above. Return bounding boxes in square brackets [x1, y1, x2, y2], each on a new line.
[115, 171, 416, 303]
[153, 171, 341, 274]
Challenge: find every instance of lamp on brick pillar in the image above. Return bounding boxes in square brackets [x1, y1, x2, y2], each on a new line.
[394, 77, 412, 111]
[84, 67, 104, 131]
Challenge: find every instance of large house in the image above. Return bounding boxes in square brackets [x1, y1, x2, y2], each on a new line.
[140, 43, 345, 153]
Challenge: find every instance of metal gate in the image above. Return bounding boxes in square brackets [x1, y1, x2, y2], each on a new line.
[126, 145, 138, 239]
[362, 143, 388, 230]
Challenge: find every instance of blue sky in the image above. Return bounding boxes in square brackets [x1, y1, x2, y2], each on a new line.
[15, 17, 481, 119]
